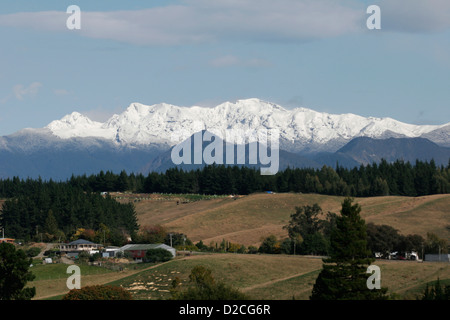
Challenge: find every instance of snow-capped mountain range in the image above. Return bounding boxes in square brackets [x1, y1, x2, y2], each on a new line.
[46, 98, 450, 153]
[1, 98, 449, 179]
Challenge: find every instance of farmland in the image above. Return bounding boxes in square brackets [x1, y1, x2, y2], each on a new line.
[31, 253, 450, 300]
[130, 192, 450, 246]
[29, 192, 450, 300]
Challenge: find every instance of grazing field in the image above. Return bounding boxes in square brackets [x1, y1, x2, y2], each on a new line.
[29, 262, 165, 300]
[107, 253, 450, 300]
[35, 253, 450, 300]
[29, 192, 449, 300]
[131, 192, 450, 246]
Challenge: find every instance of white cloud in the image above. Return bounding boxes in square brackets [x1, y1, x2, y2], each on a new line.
[0, 0, 365, 46]
[1, 0, 448, 46]
[377, 0, 450, 33]
[13, 82, 42, 100]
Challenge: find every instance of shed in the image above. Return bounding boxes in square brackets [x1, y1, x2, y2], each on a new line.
[119, 243, 176, 260]
[425, 254, 450, 262]
[103, 246, 120, 258]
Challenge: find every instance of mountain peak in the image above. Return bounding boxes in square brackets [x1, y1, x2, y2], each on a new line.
[61, 111, 92, 123]
[47, 112, 114, 140]
[43, 99, 450, 152]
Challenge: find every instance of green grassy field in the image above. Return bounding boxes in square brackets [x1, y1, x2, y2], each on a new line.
[29, 261, 157, 300]
[30, 263, 113, 281]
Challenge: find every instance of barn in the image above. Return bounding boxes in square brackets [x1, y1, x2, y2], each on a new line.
[119, 243, 176, 260]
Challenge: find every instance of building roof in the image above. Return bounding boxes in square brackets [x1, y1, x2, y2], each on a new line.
[119, 243, 175, 251]
[67, 239, 99, 246]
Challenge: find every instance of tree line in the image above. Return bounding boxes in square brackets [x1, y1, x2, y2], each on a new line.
[1, 159, 448, 198]
[259, 203, 448, 258]
[54, 158, 450, 196]
[0, 178, 138, 244]
[0, 158, 448, 244]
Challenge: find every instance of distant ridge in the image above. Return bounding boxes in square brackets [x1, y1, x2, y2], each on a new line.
[337, 137, 450, 165]
[0, 98, 449, 179]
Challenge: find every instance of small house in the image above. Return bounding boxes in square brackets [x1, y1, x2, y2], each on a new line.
[59, 239, 101, 254]
[0, 238, 15, 244]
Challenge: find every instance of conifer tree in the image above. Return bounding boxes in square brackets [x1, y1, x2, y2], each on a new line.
[0, 243, 36, 300]
[310, 198, 388, 300]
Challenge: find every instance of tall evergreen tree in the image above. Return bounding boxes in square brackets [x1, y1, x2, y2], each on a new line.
[0, 243, 36, 300]
[310, 198, 388, 300]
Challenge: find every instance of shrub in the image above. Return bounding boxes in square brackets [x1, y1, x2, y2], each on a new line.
[421, 279, 450, 300]
[247, 246, 258, 254]
[144, 248, 173, 263]
[62, 285, 132, 300]
[258, 235, 281, 254]
[77, 251, 90, 264]
[43, 249, 59, 258]
[89, 252, 102, 262]
[26, 247, 41, 258]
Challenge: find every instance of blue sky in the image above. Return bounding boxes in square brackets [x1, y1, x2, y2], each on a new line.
[0, 0, 449, 135]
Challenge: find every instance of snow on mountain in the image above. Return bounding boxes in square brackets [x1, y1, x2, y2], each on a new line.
[45, 98, 450, 152]
[47, 112, 115, 140]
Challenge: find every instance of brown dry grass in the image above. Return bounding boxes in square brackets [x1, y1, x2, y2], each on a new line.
[32, 271, 136, 300]
[133, 193, 450, 246]
[108, 253, 449, 300]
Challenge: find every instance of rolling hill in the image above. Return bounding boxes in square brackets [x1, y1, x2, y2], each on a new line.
[126, 192, 450, 247]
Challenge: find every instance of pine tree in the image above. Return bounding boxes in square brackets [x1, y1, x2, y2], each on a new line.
[310, 198, 388, 300]
[44, 210, 59, 236]
[0, 243, 36, 300]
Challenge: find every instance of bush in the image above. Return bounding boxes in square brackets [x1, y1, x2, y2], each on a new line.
[144, 248, 173, 263]
[26, 247, 41, 258]
[77, 251, 90, 264]
[195, 240, 208, 251]
[258, 235, 281, 254]
[421, 279, 450, 300]
[43, 249, 59, 258]
[89, 252, 102, 262]
[62, 285, 132, 300]
[247, 246, 258, 254]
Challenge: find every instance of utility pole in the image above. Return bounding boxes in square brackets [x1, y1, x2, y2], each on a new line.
[421, 243, 424, 262]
